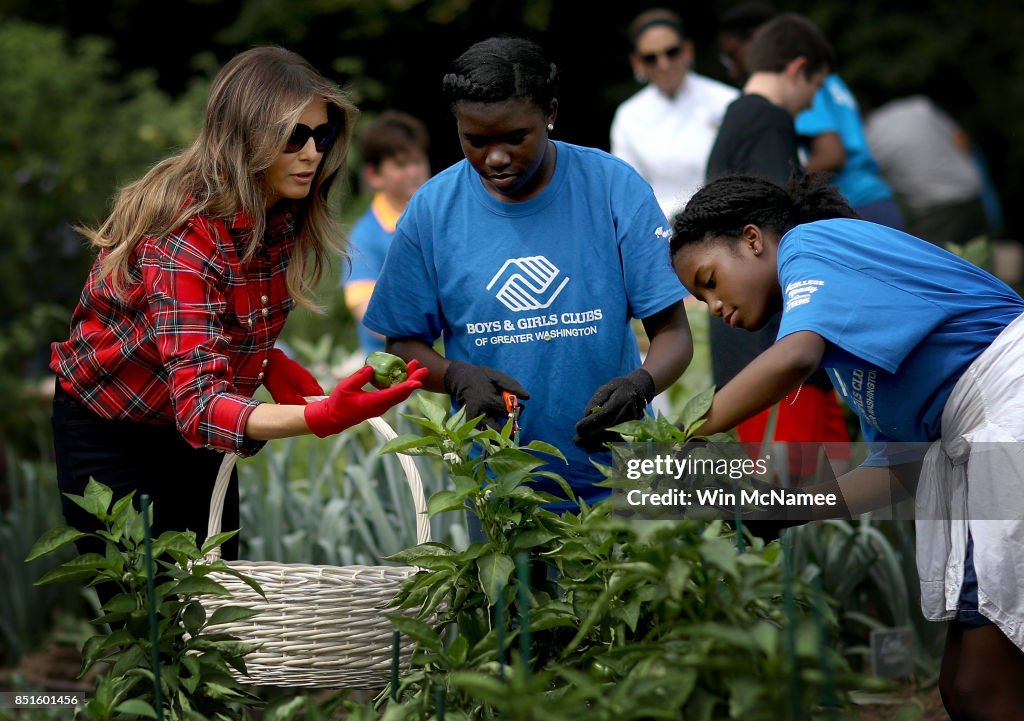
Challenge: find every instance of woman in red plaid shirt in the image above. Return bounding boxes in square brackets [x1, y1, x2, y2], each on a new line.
[50, 47, 426, 559]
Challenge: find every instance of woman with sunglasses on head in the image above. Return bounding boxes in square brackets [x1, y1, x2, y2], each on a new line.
[671, 173, 1024, 721]
[364, 36, 692, 515]
[610, 7, 738, 219]
[50, 46, 426, 559]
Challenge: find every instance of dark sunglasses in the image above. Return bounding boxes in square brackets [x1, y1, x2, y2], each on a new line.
[639, 45, 683, 66]
[284, 122, 338, 153]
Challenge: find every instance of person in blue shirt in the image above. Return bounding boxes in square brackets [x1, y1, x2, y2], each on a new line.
[796, 74, 905, 229]
[342, 111, 431, 355]
[715, 3, 904, 230]
[670, 172, 1024, 721]
[364, 36, 692, 508]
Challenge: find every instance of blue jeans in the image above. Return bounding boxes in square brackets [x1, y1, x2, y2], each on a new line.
[957, 534, 994, 629]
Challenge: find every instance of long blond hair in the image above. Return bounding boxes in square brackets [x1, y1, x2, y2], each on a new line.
[82, 46, 358, 309]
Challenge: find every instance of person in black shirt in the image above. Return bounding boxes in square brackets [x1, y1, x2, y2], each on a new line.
[701, 14, 846, 494]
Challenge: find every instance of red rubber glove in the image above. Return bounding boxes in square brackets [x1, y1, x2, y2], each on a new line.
[263, 348, 324, 405]
[304, 360, 427, 438]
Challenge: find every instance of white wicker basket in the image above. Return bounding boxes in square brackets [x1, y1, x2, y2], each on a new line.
[200, 416, 430, 689]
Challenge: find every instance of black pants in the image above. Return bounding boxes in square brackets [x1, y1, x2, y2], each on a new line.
[51, 381, 240, 562]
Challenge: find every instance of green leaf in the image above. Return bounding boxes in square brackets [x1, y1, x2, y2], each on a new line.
[518, 440, 566, 460]
[207, 605, 261, 626]
[205, 566, 265, 598]
[78, 635, 108, 677]
[379, 434, 438, 456]
[606, 420, 653, 439]
[410, 393, 450, 428]
[25, 526, 88, 561]
[182, 601, 206, 635]
[387, 614, 443, 652]
[448, 671, 510, 706]
[110, 493, 135, 521]
[201, 681, 245, 701]
[617, 593, 642, 632]
[171, 576, 231, 596]
[114, 699, 158, 719]
[384, 542, 455, 565]
[477, 552, 515, 606]
[199, 530, 239, 556]
[83, 478, 114, 518]
[510, 528, 558, 551]
[181, 656, 201, 694]
[751, 620, 779, 659]
[52, 552, 108, 570]
[679, 386, 716, 432]
[427, 490, 466, 516]
[452, 474, 481, 495]
[34, 564, 99, 586]
[151, 530, 201, 562]
[447, 634, 469, 667]
[698, 537, 739, 579]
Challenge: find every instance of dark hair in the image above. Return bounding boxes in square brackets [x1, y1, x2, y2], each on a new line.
[746, 13, 834, 77]
[669, 174, 857, 256]
[718, 1, 778, 39]
[628, 8, 686, 49]
[442, 36, 559, 112]
[358, 111, 430, 168]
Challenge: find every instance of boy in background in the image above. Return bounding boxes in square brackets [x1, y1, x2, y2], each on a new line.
[707, 13, 831, 183]
[717, 2, 903, 228]
[704, 14, 850, 481]
[342, 111, 430, 354]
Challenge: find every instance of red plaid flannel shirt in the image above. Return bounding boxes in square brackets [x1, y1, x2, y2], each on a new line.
[51, 209, 297, 456]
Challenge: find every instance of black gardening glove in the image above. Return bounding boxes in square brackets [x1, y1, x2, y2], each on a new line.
[573, 369, 655, 453]
[443, 360, 530, 431]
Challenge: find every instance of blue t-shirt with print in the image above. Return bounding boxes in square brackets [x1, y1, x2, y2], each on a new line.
[796, 75, 893, 208]
[776, 218, 1024, 462]
[343, 206, 394, 353]
[364, 141, 687, 501]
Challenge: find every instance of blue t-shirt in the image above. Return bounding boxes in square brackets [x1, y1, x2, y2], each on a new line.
[343, 205, 394, 353]
[776, 218, 1024, 460]
[364, 141, 687, 501]
[796, 75, 893, 208]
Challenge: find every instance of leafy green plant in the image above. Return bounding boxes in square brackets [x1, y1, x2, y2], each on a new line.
[371, 394, 882, 720]
[790, 518, 944, 681]
[0, 454, 86, 666]
[26, 479, 265, 721]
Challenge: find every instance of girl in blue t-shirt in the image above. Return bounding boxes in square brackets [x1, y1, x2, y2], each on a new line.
[364, 37, 692, 505]
[670, 173, 1024, 721]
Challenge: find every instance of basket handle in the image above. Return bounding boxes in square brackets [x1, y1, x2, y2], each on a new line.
[206, 416, 430, 561]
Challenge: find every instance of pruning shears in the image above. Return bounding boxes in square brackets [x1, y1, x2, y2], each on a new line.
[502, 390, 521, 444]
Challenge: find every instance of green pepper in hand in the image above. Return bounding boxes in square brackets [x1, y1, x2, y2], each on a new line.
[366, 351, 408, 389]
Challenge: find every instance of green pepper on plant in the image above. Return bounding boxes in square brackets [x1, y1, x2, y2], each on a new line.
[366, 351, 408, 389]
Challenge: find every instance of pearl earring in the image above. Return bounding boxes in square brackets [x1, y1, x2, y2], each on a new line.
[547, 123, 554, 131]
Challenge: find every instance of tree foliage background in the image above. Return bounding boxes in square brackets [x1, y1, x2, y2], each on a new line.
[1, 0, 1022, 449]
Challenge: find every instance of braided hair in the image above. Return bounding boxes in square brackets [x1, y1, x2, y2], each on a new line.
[669, 173, 857, 256]
[442, 36, 559, 113]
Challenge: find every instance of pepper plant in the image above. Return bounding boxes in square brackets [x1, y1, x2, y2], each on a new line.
[373, 394, 882, 720]
[26, 479, 265, 721]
